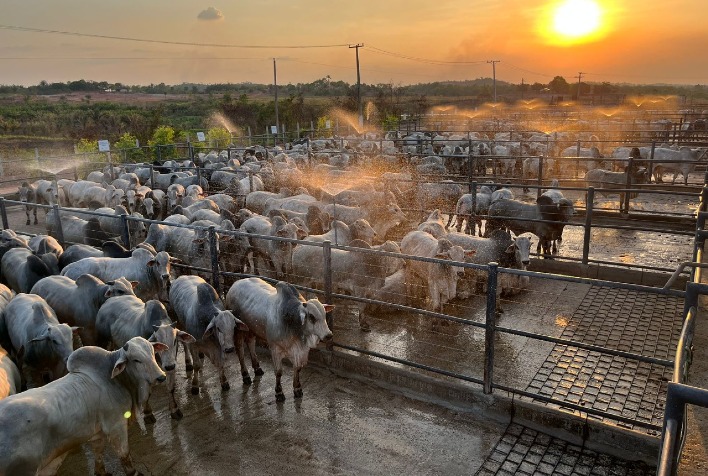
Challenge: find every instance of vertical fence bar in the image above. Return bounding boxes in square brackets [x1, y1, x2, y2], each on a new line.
[323, 240, 334, 349]
[623, 155, 634, 215]
[483, 262, 498, 394]
[582, 187, 594, 265]
[120, 214, 131, 248]
[648, 141, 656, 182]
[0, 198, 8, 230]
[208, 226, 221, 295]
[52, 205, 65, 247]
[536, 155, 544, 199]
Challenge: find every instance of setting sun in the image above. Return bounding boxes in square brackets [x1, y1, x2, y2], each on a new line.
[539, 0, 608, 46]
[553, 0, 601, 38]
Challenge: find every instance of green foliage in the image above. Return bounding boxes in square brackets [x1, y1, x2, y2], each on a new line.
[148, 125, 176, 159]
[316, 116, 332, 132]
[113, 132, 144, 162]
[207, 127, 231, 148]
[76, 138, 98, 153]
[381, 115, 400, 131]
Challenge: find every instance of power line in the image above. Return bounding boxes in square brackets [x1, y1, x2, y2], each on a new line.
[501, 62, 555, 79]
[0, 57, 270, 60]
[0, 24, 350, 49]
[366, 45, 486, 65]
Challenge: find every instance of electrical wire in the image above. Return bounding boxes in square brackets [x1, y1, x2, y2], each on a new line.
[366, 45, 487, 65]
[0, 24, 350, 49]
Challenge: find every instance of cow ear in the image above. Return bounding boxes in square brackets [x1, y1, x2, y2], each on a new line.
[147, 259, 156, 267]
[130, 281, 139, 289]
[70, 326, 82, 335]
[505, 244, 516, 254]
[151, 342, 169, 353]
[465, 250, 476, 257]
[203, 321, 215, 339]
[299, 303, 307, 325]
[323, 304, 335, 313]
[435, 253, 448, 259]
[104, 289, 113, 297]
[177, 331, 197, 344]
[112, 354, 128, 378]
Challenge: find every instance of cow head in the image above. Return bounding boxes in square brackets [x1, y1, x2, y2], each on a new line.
[300, 299, 333, 347]
[204, 310, 243, 356]
[507, 236, 532, 268]
[350, 219, 377, 244]
[18, 182, 32, 203]
[103, 276, 137, 298]
[26, 322, 79, 379]
[147, 251, 172, 290]
[111, 337, 167, 414]
[149, 321, 195, 372]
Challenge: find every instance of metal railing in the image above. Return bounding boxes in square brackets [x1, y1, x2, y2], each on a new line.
[0, 196, 694, 432]
[656, 178, 708, 475]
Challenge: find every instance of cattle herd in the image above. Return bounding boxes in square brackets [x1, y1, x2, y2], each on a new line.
[0, 125, 704, 474]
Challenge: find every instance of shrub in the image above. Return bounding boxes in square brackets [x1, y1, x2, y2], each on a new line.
[113, 132, 145, 162]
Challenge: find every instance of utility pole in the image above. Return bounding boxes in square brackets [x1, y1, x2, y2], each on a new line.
[350, 44, 364, 128]
[273, 58, 279, 133]
[575, 72, 584, 101]
[487, 60, 500, 102]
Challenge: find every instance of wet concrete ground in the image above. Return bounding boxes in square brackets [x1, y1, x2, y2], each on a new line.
[58, 350, 506, 475]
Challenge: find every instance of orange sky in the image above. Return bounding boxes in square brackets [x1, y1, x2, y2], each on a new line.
[0, 0, 705, 86]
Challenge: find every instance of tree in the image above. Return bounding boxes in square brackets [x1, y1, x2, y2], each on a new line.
[148, 125, 176, 159]
[548, 76, 570, 94]
[207, 127, 231, 148]
[76, 138, 98, 153]
[113, 132, 144, 163]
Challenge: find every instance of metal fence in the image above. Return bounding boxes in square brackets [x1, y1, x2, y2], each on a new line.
[0, 193, 696, 433]
[656, 182, 708, 475]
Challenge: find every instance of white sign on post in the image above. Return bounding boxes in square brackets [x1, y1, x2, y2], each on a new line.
[325, 120, 331, 129]
[98, 140, 110, 152]
[270, 126, 278, 134]
[196, 132, 206, 142]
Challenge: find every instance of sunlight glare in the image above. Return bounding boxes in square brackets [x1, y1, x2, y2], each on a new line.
[553, 0, 601, 38]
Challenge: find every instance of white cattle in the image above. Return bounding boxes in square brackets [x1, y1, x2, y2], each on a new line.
[0, 337, 166, 475]
[225, 278, 333, 401]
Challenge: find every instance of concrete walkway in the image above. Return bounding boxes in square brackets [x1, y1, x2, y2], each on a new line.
[58, 353, 657, 476]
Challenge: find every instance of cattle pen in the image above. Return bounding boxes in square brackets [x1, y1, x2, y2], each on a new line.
[1, 117, 708, 474]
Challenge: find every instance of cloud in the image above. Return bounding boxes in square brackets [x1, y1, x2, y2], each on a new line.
[197, 7, 224, 21]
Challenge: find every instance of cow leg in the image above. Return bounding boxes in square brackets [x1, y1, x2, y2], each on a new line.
[183, 342, 193, 372]
[272, 347, 286, 402]
[166, 370, 182, 419]
[455, 214, 464, 233]
[445, 213, 455, 230]
[190, 346, 202, 394]
[293, 365, 304, 399]
[235, 332, 252, 385]
[91, 436, 109, 476]
[246, 335, 263, 376]
[143, 395, 156, 424]
[107, 427, 141, 476]
[206, 346, 229, 391]
[25, 206, 30, 226]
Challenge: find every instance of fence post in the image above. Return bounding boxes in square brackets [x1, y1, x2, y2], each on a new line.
[120, 214, 131, 248]
[483, 262, 498, 394]
[148, 164, 155, 188]
[208, 226, 221, 295]
[0, 198, 8, 230]
[323, 240, 334, 350]
[649, 141, 656, 182]
[248, 170, 254, 193]
[623, 155, 634, 215]
[73, 165, 79, 181]
[582, 187, 594, 265]
[52, 205, 65, 247]
[683, 282, 701, 318]
[536, 155, 544, 199]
